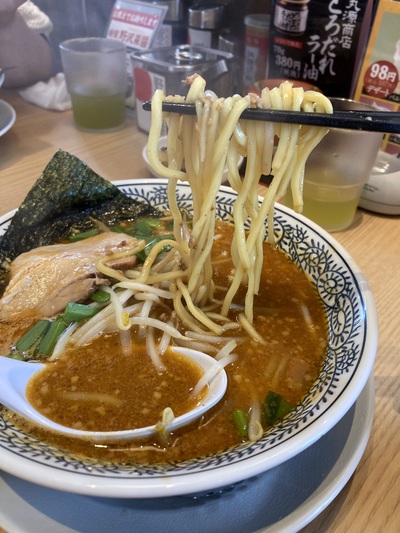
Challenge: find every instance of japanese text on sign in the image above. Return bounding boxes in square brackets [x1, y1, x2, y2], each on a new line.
[107, 1, 167, 51]
[304, 0, 361, 81]
[269, 0, 371, 97]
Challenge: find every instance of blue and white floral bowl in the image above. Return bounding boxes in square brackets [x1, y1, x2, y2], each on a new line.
[0, 180, 377, 498]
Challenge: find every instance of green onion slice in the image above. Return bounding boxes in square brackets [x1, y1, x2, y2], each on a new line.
[36, 318, 68, 356]
[232, 408, 248, 437]
[263, 391, 293, 426]
[135, 234, 173, 262]
[62, 302, 100, 323]
[68, 228, 99, 242]
[90, 289, 111, 303]
[15, 320, 49, 352]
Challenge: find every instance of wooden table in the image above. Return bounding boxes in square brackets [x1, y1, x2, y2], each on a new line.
[0, 89, 399, 533]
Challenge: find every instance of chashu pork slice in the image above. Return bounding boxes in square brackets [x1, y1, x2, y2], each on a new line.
[0, 232, 138, 321]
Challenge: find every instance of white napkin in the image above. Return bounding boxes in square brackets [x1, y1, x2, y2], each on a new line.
[18, 0, 54, 37]
[19, 73, 72, 111]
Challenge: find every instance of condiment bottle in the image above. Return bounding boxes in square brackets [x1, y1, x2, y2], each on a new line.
[188, 3, 226, 49]
[242, 14, 270, 91]
[218, 32, 243, 93]
[273, 0, 310, 36]
[150, 0, 188, 47]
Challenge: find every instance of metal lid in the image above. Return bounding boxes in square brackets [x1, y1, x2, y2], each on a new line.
[244, 14, 270, 30]
[188, 3, 226, 30]
[132, 44, 233, 73]
[218, 32, 242, 56]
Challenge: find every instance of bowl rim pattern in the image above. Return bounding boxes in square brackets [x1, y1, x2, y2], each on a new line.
[0, 179, 378, 498]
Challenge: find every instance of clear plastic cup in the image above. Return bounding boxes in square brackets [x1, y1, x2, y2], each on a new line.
[282, 98, 383, 231]
[60, 38, 128, 132]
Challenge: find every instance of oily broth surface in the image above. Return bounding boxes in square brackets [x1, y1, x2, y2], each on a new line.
[2, 221, 328, 465]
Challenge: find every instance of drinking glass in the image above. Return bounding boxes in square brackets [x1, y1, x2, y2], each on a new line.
[60, 38, 128, 132]
[281, 98, 383, 231]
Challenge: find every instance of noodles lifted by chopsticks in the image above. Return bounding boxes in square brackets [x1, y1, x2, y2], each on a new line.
[147, 74, 332, 325]
[45, 76, 331, 442]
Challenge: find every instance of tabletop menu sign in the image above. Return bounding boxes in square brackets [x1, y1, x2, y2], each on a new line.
[106, 1, 167, 107]
[353, 0, 400, 156]
[267, 0, 373, 99]
[106, 0, 167, 52]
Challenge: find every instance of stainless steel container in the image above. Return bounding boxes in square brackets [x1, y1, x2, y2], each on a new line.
[188, 3, 226, 48]
[151, 0, 188, 47]
[132, 44, 234, 131]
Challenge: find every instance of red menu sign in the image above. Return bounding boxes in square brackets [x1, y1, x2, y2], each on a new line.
[107, 0, 167, 52]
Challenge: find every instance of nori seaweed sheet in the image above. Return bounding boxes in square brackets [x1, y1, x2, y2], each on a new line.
[0, 149, 160, 295]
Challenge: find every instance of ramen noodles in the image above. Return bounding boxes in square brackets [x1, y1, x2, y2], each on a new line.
[3, 221, 328, 464]
[1, 76, 332, 463]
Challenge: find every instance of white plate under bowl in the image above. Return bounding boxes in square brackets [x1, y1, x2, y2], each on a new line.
[0, 374, 375, 533]
[0, 99, 16, 137]
[0, 179, 378, 499]
[142, 136, 244, 182]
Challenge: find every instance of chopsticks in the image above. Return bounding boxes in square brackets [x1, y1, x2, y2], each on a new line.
[142, 101, 400, 133]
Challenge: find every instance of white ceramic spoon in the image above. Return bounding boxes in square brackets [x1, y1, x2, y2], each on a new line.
[0, 347, 227, 442]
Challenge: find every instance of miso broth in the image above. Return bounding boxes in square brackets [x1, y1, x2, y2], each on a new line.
[26, 343, 205, 431]
[2, 221, 328, 465]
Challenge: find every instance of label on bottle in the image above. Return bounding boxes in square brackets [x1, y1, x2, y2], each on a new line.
[274, 4, 309, 35]
[188, 27, 213, 48]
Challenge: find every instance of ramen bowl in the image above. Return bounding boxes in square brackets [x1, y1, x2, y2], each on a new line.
[0, 179, 377, 499]
[142, 136, 244, 183]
